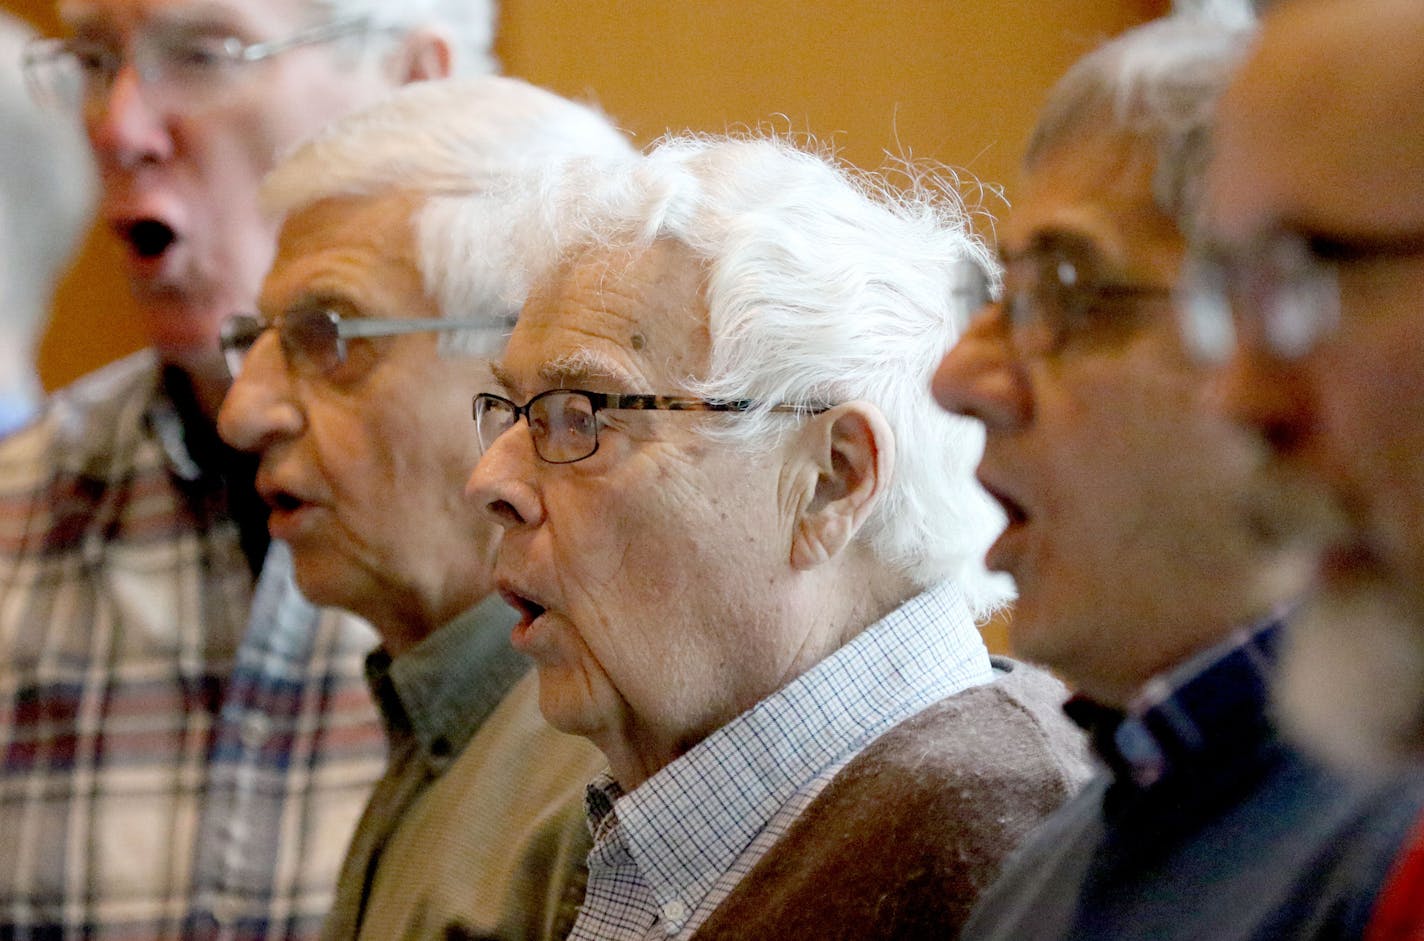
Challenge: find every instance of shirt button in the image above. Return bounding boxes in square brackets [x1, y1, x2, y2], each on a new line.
[662, 900, 687, 932]
[239, 713, 271, 751]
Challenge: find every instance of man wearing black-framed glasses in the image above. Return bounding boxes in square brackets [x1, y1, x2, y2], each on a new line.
[0, 0, 496, 938]
[467, 136, 1090, 939]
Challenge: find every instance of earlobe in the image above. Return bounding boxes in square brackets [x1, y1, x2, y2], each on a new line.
[789, 402, 894, 571]
[394, 28, 455, 84]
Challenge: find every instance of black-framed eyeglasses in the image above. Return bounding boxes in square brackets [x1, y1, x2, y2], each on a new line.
[23, 17, 375, 114]
[1179, 228, 1424, 365]
[473, 388, 828, 464]
[220, 309, 516, 379]
[969, 237, 1174, 356]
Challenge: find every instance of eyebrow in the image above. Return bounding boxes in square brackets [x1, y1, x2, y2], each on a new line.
[489, 347, 641, 400]
[999, 229, 1103, 266]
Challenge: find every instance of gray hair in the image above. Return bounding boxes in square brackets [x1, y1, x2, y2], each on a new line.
[508, 136, 1012, 614]
[1026, 9, 1255, 232]
[309, 0, 499, 75]
[0, 12, 94, 401]
[260, 75, 632, 340]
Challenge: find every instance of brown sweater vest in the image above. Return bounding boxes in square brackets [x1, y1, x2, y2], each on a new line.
[691, 659, 1089, 940]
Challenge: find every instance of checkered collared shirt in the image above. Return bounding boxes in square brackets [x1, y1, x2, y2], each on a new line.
[0, 352, 387, 940]
[568, 580, 994, 940]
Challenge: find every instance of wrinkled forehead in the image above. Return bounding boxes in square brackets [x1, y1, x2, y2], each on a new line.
[500, 239, 713, 395]
[1208, 0, 1424, 244]
[58, 0, 314, 36]
[1004, 129, 1186, 282]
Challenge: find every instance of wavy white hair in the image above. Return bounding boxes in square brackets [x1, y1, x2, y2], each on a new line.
[310, 0, 499, 75]
[260, 75, 632, 340]
[1026, 8, 1255, 233]
[509, 136, 1012, 614]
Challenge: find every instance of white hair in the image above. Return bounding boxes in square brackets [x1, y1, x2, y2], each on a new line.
[0, 12, 94, 410]
[260, 76, 632, 338]
[1026, 10, 1255, 231]
[509, 135, 1013, 614]
[309, 0, 498, 75]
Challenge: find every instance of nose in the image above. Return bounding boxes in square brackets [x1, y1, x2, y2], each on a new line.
[1210, 347, 1316, 459]
[217, 332, 303, 454]
[87, 64, 172, 173]
[931, 304, 1033, 429]
[464, 422, 545, 532]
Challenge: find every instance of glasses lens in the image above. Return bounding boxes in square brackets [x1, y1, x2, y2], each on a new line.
[530, 391, 598, 464]
[473, 394, 518, 455]
[1178, 255, 1236, 365]
[282, 309, 343, 375]
[951, 259, 995, 334]
[219, 314, 267, 378]
[23, 39, 90, 109]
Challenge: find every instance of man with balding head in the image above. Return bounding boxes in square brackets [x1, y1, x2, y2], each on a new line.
[1182, 1, 1424, 936]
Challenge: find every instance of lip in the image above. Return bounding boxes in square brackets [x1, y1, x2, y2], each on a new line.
[257, 476, 324, 543]
[498, 580, 552, 653]
[979, 475, 1030, 576]
[104, 192, 185, 282]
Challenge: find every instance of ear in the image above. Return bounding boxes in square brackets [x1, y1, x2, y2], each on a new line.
[391, 27, 455, 84]
[789, 401, 895, 572]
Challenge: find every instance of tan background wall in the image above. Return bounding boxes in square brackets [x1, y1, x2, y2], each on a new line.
[8, 0, 1165, 390]
[4, 0, 1167, 651]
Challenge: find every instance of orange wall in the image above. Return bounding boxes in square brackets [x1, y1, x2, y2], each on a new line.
[3, 0, 1165, 654]
[7, 0, 1163, 391]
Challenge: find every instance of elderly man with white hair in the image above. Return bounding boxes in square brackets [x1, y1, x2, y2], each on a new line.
[466, 137, 1090, 939]
[0, 1, 497, 938]
[217, 76, 632, 941]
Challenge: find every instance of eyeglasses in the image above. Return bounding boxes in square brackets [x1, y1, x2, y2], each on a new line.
[220, 309, 516, 380]
[967, 240, 1174, 356]
[23, 17, 374, 114]
[473, 388, 826, 464]
[1179, 229, 1424, 365]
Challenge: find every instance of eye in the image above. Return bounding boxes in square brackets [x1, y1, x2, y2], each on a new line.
[563, 406, 597, 439]
[67, 40, 118, 76]
[158, 33, 239, 75]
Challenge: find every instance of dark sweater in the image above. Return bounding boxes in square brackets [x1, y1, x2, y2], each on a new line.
[692, 658, 1091, 940]
[963, 626, 1424, 941]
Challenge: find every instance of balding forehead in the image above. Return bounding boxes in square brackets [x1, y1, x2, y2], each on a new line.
[1212, 0, 1424, 238]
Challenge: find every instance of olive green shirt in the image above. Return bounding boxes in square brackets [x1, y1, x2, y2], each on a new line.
[322, 595, 605, 941]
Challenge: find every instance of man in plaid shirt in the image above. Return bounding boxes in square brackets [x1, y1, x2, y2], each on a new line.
[0, 0, 496, 936]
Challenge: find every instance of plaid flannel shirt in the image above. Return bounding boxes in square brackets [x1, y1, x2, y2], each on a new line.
[0, 352, 387, 940]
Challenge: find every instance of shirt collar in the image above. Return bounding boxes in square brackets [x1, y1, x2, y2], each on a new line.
[365, 593, 525, 771]
[1066, 614, 1285, 790]
[596, 580, 994, 922]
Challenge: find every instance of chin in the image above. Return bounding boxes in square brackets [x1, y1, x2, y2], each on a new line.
[1275, 569, 1424, 773]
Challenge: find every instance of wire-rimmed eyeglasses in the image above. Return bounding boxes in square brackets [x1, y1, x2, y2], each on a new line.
[23, 17, 376, 114]
[961, 236, 1174, 356]
[220, 309, 517, 380]
[473, 389, 829, 464]
[1179, 228, 1424, 365]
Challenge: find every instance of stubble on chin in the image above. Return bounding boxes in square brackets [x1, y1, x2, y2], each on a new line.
[1274, 571, 1424, 773]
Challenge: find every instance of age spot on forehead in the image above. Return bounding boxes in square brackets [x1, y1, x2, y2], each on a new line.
[630, 333, 647, 351]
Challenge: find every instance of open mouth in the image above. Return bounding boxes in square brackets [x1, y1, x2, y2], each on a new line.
[500, 586, 547, 625]
[982, 479, 1029, 526]
[268, 490, 306, 514]
[119, 219, 178, 259]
